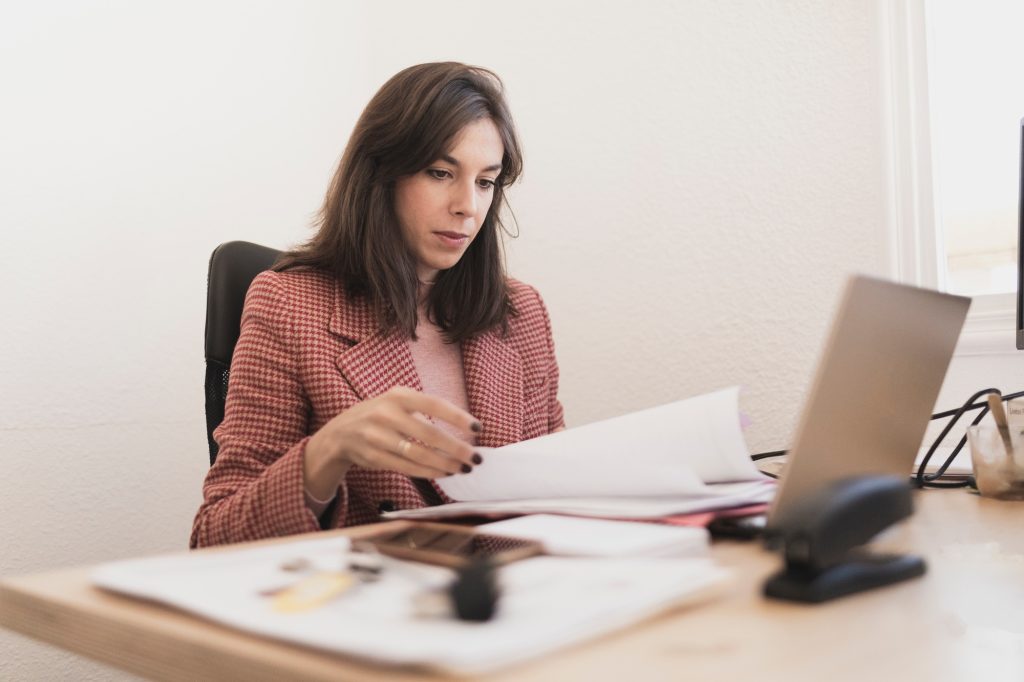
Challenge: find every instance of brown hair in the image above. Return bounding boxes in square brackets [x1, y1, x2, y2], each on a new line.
[275, 62, 523, 342]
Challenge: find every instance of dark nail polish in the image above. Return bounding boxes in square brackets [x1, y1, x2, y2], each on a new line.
[470, 421, 483, 433]
[461, 463, 473, 474]
[472, 453, 483, 465]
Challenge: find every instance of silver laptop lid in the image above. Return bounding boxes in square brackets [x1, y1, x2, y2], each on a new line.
[766, 275, 970, 528]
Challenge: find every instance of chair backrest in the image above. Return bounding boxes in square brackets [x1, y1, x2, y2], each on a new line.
[205, 241, 283, 465]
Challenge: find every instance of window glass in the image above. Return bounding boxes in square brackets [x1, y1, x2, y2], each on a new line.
[925, 0, 1022, 295]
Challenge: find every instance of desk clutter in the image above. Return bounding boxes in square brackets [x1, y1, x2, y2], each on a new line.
[92, 389, 765, 673]
[92, 530, 730, 675]
[8, 490, 1016, 680]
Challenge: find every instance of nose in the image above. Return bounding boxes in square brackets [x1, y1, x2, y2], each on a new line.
[449, 180, 478, 219]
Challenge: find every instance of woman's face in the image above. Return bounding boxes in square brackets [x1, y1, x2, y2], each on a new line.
[394, 118, 504, 283]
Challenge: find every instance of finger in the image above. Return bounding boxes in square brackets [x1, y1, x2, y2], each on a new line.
[376, 407, 477, 466]
[363, 425, 466, 475]
[388, 387, 482, 435]
[351, 443, 452, 479]
[398, 437, 472, 476]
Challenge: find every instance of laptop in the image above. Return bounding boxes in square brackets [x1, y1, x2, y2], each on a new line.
[714, 275, 970, 537]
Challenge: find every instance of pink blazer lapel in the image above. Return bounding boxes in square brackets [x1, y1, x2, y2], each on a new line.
[328, 287, 423, 400]
[463, 330, 523, 447]
[327, 283, 523, 447]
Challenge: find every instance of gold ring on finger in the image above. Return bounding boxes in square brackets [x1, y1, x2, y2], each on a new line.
[398, 437, 413, 456]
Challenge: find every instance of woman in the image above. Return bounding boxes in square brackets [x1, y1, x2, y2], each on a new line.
[191, 63, 564, 547]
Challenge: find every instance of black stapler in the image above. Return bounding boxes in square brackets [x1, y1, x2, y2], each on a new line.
[762, 475, 925, 603]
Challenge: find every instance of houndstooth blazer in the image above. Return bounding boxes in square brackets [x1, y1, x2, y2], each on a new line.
[190, 268, 564, 548]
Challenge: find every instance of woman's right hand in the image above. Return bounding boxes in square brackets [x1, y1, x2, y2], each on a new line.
[303, 386, 483, 499]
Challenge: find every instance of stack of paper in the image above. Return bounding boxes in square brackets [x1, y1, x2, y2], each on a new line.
[388, 480, 776, 521]
[92, 536, 730, 675]
[387, 387, 775, 521]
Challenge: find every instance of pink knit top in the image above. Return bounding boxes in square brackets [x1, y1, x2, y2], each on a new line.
[406, 308, 472, 440]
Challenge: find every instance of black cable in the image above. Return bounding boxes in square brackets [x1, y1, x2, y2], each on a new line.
[918, 389, 1024, 488]
[750, 388, 1023, 491]
[914, 388, 1006, 489]
[929, 389, 1024, 420]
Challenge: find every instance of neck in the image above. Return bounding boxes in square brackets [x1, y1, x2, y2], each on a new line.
[417, 278, 434, 308]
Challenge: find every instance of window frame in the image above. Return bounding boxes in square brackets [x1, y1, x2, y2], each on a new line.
[883, 0, 1017, 356]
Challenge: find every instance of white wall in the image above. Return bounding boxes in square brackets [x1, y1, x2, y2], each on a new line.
[2, 1, 1001, 679]
[1, 3, 373, 679]
[360, 0, 895, 442]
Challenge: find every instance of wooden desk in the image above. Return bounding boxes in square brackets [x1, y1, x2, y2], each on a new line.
[2, 491, 1023, 681]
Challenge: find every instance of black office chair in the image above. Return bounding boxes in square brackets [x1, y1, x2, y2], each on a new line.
[204, 241, 283, 465]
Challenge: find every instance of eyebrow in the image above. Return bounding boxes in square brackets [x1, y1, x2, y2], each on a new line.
[440, 154, 503, 174]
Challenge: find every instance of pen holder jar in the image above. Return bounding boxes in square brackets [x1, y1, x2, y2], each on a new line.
[967, 425, 1024, 500]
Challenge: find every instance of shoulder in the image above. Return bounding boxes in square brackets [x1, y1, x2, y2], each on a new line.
[249, 268, 336, 302]
[507, 277, 540, 305]
[244, 268, 340, 328]
[507, 278, 545, 317]
[505, 278, 555, 342]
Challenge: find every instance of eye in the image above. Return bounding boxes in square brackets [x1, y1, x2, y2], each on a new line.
[426, 168, 451, 180]
[477, 178, 496, 190]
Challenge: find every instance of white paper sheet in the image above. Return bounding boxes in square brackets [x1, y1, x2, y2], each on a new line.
[479, 514, 710, 558]
[92, 537, 730, 675]
[437, 386, 760, 502]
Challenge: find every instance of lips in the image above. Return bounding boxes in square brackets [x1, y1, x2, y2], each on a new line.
[433, 231, 470, 249]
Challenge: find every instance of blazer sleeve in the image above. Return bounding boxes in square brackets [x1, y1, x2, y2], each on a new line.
[190, 272, 348, 548]
[534, 288, 566, 432]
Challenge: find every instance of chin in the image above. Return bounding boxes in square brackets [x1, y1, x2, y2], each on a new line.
[429, 255, 465, 273]
[435, 261, 462, 274]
